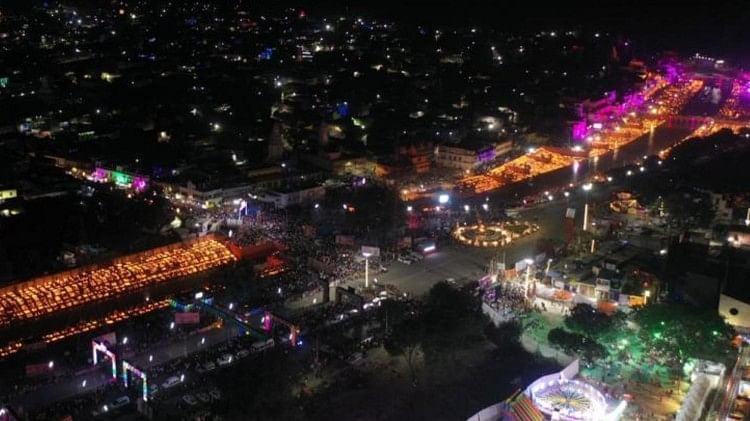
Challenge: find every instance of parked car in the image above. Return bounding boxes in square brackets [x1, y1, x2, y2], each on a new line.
[217, 353, 233, 366]
[346, 352, 365, 365]
[110, 396, 130, 409]
[235, 349, 250, 359]
[182, 394, 198, 406]
[397, 256, 412, 264]
[161, 376, 182, 389]
[251, 339, 275, 353]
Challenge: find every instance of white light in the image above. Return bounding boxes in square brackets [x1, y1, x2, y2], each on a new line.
[659, 249, 668, 255]
[342, 204, 348, 210]
[438, 194, 449, 204]
[407, 206, 413, 212]
[582, 183, 593, 191]
[122, 337, 128, 345]
[524, 258, 534, 264]
[464, 204, 470, 212]
[180, 374, 185, 382]
[201, 337, 206, 345]
[482, 203, 489, 211]
[170, 322, 175, 329]
[626, 170, 633, 176]
[423, 246, 436, 252]
[607, 176, 613, 182]
[48, 361, 54, 369]
[314, 203, 320, 209]
[527, 147, 536, 153]
[639, 166, 645, 172]
[194, 292, 204, 300]
[82, 380, 87, 387]
[228, 303, 234, 310]
[564, 191, 570, 197]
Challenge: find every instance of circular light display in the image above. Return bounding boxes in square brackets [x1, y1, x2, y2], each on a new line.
[453, 221, 539, 248]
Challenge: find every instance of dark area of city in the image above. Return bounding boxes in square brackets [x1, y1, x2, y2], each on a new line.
[2, 1, 750, 420]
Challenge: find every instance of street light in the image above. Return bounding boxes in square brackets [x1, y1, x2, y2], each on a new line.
[523, 258, 534, 297]
[582, 183, 592, 231]
[362, 252, 372, 288]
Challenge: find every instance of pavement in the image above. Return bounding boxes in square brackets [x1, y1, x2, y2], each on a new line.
[9, 325, 240, 414]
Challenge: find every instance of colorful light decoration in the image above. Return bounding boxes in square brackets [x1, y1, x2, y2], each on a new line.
[122, 360, 149, 402]
[132, 177, 148, 192]
[92, 340, 117, 380]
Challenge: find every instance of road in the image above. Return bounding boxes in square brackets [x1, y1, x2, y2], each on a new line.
[714, 345, 750, 420]
[9, 325, 240, 414]
[287, 190, 599, 310]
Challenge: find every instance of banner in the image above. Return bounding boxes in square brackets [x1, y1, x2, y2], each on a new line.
[26, 363, 50, 377]
[94, 332, 117, 347]
[175, 312, 200, 325]
[335, 235, 354, 246]
[361, 246, 380, 257]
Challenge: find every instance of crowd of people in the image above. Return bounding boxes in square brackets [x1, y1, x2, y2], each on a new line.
[484, 281, 531, 319]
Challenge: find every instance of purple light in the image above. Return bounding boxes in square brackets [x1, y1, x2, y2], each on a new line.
[572, 121, 588, 141]
[477, 148, 496, 162]
[132, 177, 148, 192]
[92, 168, 108, 182]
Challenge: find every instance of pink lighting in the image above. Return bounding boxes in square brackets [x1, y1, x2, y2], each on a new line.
[132, 177, 148, 192]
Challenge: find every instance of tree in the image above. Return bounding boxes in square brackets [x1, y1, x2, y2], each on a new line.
[632, 303, 735, 363]
[565, 303, 625, 337]
[384, 317, 424, 385]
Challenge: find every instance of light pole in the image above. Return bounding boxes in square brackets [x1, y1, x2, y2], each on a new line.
[582, 183, 593, 231]
[362, 252, 372, 288]
[524, 258, 534, 298]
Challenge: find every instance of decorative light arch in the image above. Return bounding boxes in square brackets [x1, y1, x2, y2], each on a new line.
[91, 340, 117, 380]
[122, 361, 149, 402]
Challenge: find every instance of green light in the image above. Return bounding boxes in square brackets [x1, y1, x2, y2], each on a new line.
[660, 321, 665, 326]
[653, 332, 662, 339]
[712, 330, 719, 336]
[111, 171, 131, 186]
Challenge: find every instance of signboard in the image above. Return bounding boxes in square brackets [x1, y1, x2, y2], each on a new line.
[175, 312, 200, 325]
[361, 246, 380, 257]
[25, 363, 51, 377]
[335, 235, 354, 246]
[0, 189, 17, 201]
[93, 332, 117, 347]
[565, 208, 576, 219]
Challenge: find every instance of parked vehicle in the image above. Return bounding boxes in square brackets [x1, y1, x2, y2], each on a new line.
[182, 394, 198, 406]
[217, 353, 233, 366]
[161, 376, 182, 389]
[110, 396, 130, 409]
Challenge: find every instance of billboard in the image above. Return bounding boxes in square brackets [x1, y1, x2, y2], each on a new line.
[175, 312, 200, 325]
[25, 363, 51, 377]
[93, 332, 117, 347]
[361, 246, 380, 257]
[335, 235, 354, 246]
